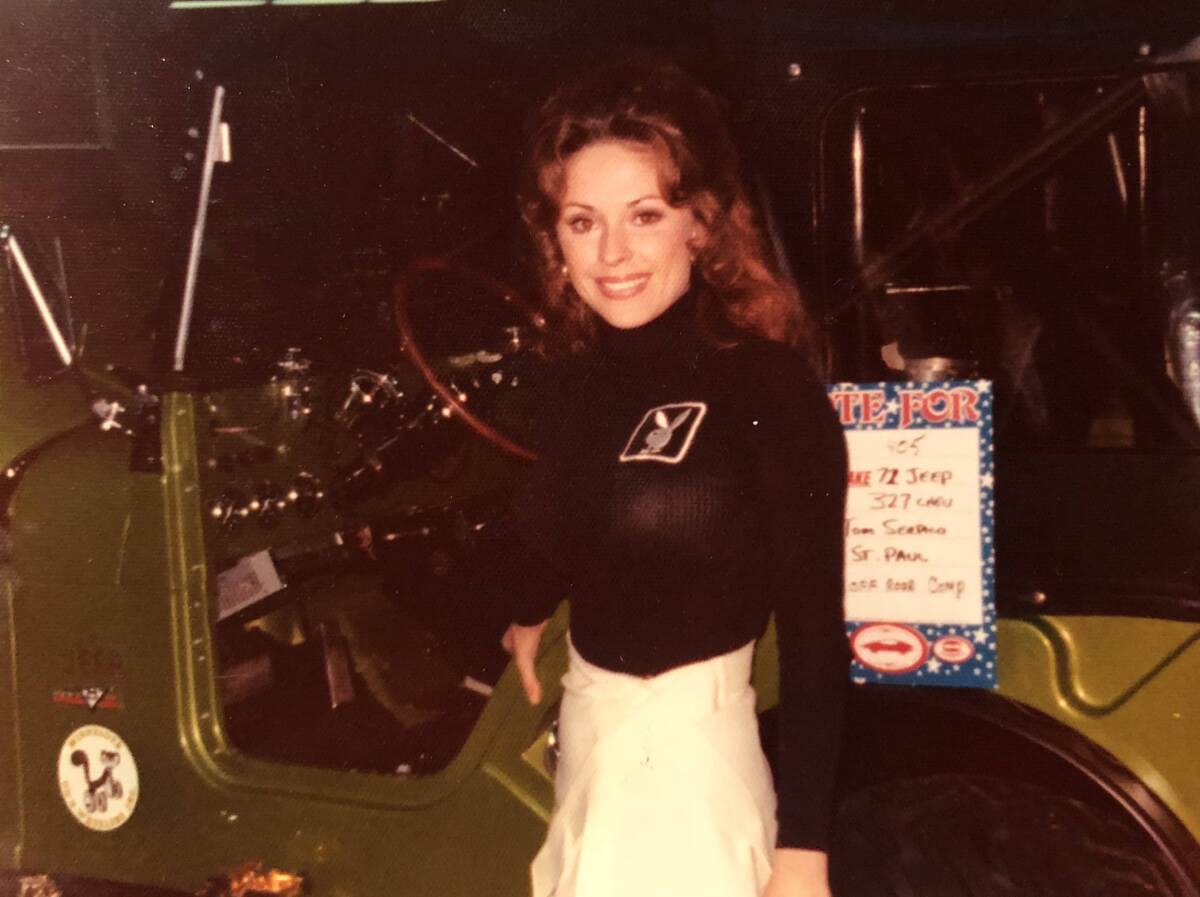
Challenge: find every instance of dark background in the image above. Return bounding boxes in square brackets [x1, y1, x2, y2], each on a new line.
[4, 0, 1200, 383]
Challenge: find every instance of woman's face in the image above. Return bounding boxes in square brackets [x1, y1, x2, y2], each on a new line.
[556, 140, 701, 330]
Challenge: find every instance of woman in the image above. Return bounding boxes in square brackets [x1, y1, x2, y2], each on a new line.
[501, 58, 849, 897]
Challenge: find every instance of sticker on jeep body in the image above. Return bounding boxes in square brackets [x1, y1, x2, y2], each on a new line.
[57, 725, 139, 831]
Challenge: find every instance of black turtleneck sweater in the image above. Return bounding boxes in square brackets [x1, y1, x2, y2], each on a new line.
[508, 293, 849, 851]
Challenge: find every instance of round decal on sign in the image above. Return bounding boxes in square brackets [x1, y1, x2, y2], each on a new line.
[932, 635, 976, 665]
[57, 725, 139, 831]
[850, 623, 929, 674]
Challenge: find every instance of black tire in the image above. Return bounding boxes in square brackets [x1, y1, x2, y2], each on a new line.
[830, 774, 1181, 897]
[0, 871, 192, 897]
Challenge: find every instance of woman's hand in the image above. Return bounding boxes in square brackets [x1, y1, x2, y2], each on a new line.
[500, 619, 550, 705]
[761, 847, 832, 897]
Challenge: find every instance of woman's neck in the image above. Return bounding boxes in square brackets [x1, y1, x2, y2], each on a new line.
[594, 289, 700, 365]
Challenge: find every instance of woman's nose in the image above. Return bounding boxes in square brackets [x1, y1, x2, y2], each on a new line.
[599, 225, 632, 266]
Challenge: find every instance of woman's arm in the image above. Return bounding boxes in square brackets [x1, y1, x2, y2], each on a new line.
[501, 618, 550, 705]
[480, 361, 573, 638]
[762, 848, 832, 897]
[739, 342, 850, 857]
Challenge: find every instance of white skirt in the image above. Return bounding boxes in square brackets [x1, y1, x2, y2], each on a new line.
[530, 638, 777, 897]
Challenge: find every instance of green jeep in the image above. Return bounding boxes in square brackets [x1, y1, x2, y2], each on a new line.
[2, 2, 1199, 895]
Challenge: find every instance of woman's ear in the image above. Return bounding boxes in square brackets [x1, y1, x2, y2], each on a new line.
[688, 218, 709, 260]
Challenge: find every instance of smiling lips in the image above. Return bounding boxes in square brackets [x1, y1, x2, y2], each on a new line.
[595, 274, 651, 300]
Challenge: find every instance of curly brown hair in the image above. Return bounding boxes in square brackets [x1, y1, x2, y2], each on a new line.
[518, 57, 821, 363]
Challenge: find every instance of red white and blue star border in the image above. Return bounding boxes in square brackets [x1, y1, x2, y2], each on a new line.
[828, 379, 997, 689]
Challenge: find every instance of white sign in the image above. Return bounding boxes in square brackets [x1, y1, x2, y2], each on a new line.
[828, 381, 996, 688]
[842, 427, 982, 625]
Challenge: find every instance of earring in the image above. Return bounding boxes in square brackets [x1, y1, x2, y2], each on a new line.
[561, 263, 570, 278]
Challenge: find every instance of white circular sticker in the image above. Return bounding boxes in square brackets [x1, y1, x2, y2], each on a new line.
[57, 725, 139, 831]
[932, 634, 977, 665]
[850, 622, 929, 674]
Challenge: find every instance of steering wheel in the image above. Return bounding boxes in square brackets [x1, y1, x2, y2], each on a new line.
[392, 258, 539, 462]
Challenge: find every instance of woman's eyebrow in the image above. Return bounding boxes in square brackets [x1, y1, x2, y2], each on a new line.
[561, 195, 663, 213]
[554, 194, 662, 217]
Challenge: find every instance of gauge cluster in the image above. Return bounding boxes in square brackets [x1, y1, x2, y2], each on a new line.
[197, 349, 534, 562]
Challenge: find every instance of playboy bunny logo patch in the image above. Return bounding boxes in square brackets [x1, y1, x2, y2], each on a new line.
[619, 402, 707, 464]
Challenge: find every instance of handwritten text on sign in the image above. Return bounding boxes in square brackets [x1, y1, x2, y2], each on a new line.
[828, 381, 996, 688]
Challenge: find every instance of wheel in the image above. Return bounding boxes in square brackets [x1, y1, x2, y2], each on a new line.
[392, 258, 539, 461]
[0, 871, 194, 896]
[830, 774, 1181, 897]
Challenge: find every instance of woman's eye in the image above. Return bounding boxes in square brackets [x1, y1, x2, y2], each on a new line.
[565, 217, 593, 234]
[633, 209, 664, 225]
